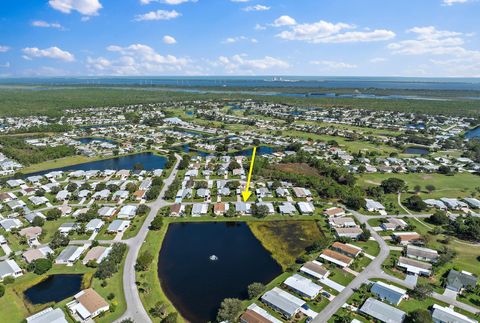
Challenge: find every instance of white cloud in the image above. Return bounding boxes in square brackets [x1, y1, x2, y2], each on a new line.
[311, 60, 357, 69]
[243, 4, 270, 12]
[48, 0, 102, 16]
[276, 19, 395, 43]
[134, 10, 181, 21]
[216, 54, 289, 73]
[442, 0, 469, 6]
[0, 62, 10, 68]
[31, 20, 64, 29]
[163, 35, 177, 44]
[222, 36, 258, 44]
[272, 15, 296, 27]
[87, 43, 190, 75]
[22, 46, 75, 62]
[370, 57, 387, 63]
[254, 24, 266, 30]
[0, 46, 10, 52]
[140, 0, 196, 4]
[231, 0, 250, 2]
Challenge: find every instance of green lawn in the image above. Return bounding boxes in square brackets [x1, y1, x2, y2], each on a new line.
[40, 217, 76, 244]
[122, 213, 149, 240]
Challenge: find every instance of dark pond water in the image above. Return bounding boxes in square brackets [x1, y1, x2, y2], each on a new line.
[233, 145, 275, 156]
[26, 152, 167, 176]
[24, 274, 83, 304]
[404, 147, 430, 155]
[77, 137, 117, 144]
[158, 222, 282, 323]
[465, 126, 480, 140]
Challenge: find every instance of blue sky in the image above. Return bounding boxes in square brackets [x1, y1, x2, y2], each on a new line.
[0, 0, 479, 77]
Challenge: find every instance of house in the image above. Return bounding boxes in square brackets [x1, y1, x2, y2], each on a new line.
[213, 202, 229, 216]
[300, 260, 330, 280]
[133, 190, 146, 200]
[406, 245, 439, 263]
[256, 187, 271, 198]
[240, 304, 282, 323]
[118, 205, 137, 219]
[107, 220, 130, 233]
[26, 307, 68, 323]
[55, 190, 70, 201]
[256, 202, 275, 214]
[392, 232, 423, 245]
[431, 304, 477, 323]
[440, 198, 464, 210]
[261, 287, 305, 319]
[139, 179, 152, 191]
[381, 218, 408, 231]
[92, 189, 110, 200]
[371, 281, 407, 306]
[192, 203, 209, 217]
[82, 246, 112, 265]
[463, 198, 480, 209]
[98, 206, 116, 218]
[329, 217, 357, 228]
[297, 202, 315, 214]
[55, 246, 85, 265]
[67, 288, 109, 321]
[360, 298, 406, 323]
[0, 192, 17, 203]
[7, 199, 26, 210]
[278, 202, 296, 215]
[235, 202, 251, 215]
[323, 207, 346, 218]
[334, 227, 363, 239]
[397, 257, 432, 276]
[0, 259, 23, 281]
[112, 190, 129, 201]
[275, 187, 289, 198]
[365, 199, 386, 212]
[22, 246, 54, 264]
[58, 222, 77, 235]
[196, 188, 211, 199]
[446, 270, 477, 292]
[85, 219, 104, 232]
[28, 196, 49, 207]
[19, 227, 42, 246]
[331, 242, 362, 258]
[320, 249, 353, 268]
[424, 199, 447, 210]
[283, 274, 322, 299]
[170, 204, 185, 217]
[292, 187, 312, 198]
[24, 212, 47, 224]
[0, 218, 23, 232]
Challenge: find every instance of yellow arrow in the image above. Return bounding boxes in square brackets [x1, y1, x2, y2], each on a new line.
[241, 146, 257, 202]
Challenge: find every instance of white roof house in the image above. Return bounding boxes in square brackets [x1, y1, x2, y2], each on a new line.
[55, 246, 85, 265]
[431, 304, 477, 323]
[279, 202, 296, 215]
[117, 205, 137, 219]
[0, 218, 23, 232]
[261, 287, 305, 319]
[26, 307, 68, 323]
[360, 298, 406, 323]
[98, 206, 116, 217]
[0, 259, 23, 281]
[297, 202, 315, 214]
[283, 274, 322, 299]
[108, 220, 130, 233]
[365, 199, 385, 212]
[86, 219, 104, 232]
[192, 203, 209, 217]
[67, 288, 110, 321]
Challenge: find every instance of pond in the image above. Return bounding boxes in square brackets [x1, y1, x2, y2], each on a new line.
[404, 147, 430, 155]
[26, 152, 167, 176]
[24, 274, 83, 304]
[233, 145, 276, 156]
[77, 137, 117, 145]
[158, 222, 282, 322]
[465, 126, 480, 140]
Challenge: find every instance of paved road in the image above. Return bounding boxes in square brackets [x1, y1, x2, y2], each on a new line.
[115, 154, 181, 323]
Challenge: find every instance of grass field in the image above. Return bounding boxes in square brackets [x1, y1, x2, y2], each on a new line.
[248, 220, 328, 269]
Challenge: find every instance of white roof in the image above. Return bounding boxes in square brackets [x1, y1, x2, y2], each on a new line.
[284, 274, 322, 298]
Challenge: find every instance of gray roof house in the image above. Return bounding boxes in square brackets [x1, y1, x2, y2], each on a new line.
[0, 218, 23, 232]
[279, 202, 296, 215]
[107, 220, 130, 233]
[261, 287, 305, 319]
[0, 259, 23, 281]
[446, 270, 477, 292]
[370, 281, 407, 306]
[26, 307, 68, 323]
[86, 219, 104, 232]
[360, 297, 406, 323]
[431, 304, 477, 323]
[55, 246, 85, 265]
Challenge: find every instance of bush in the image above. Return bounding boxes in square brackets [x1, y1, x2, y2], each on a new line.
[247, 282, 265, 299]
[136, 251, 154, 271]
[161, 312, 178, 323]
[150, 216, 164, 231]
[32, 258, 52, 275]
[216, 298, 243, 323]
[0, 284, 5, 298]
[46, 208, 62, 221]
[32, 216, 45, 227]
[2, 276, 14, 285]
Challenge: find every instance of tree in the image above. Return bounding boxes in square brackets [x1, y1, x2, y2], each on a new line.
[429, 211, 449, 225]
[146, 186, 160, 201]
[30, 258, 52, 275]
[228, 161, 241, 171]
[381, 178, 406, 193]
[150, 216, 164, 231]
[405, 195, 427, 212]
[149, 302, 167, 318]
[438, 165, 452, 175]
[225, 207, 237, 218]
[46, 208, 62, 221]
[414, 185, 422, 194]
[32, 216, 45, 227]
[425, 184, 436, 194]
[410, 283, 433, 300]
[247, 282, 265, 299]
[50, 231, 70, 249]
[344, 195, 366, 210]
[66, 183, 78, 192]
[137, 204, 149, 216]
[216, 298, 243, 323]
[251, 204, 269, 218]
[161, 313, 178, 323]
[152, 176, 163, 187]
[136, 251, 154, 271]
[405, 309, 433, 323]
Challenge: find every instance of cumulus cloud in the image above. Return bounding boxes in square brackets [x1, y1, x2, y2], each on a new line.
[140, 0, 196, 4]
[243, 5, 270, 11]
[222, 36, 258, 44]
[134, 10, 181, 21]
[87, 43, 190, 75]
[0, 46, 10, 52]
[49, 0, 102, 16]
[442, 0, 469, 6]
[31, 20, 64, 29]
[276, 18, 395, 43]
[216, 54, 289, 74]
[22, 46, 75, 62]
[311, 60, 357, 69]
[163, 35, 177, 44]
[272, 15, 296, 27]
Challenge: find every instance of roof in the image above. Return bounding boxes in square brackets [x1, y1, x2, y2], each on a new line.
[398, 256, 432, 271]
[56, 246, 84, 262]
[300, 260, 329, 279]
[108, 220, 130, 231]
[370, 281, 407, 305]
[245, 304, 282, 323]
[283, 274, 322, 298]
[447, 270, 477, 290]
[320, 249, 353, 267]
[240, 310, 272, 323]
[323, 207, 345, 216]
[0, 259, 21, 277]
[360, 297, 406, 323]
[261, 287, 305, 318]
[75, 288, 109, 314]
[83, 246, 110, 264]
[332, 242, 362, 256]
[406, 245, 438, 261]
[26, 307, 67, 323]
[431, 304, 477, 323]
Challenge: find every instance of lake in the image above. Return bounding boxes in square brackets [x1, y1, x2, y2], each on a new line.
[404, 147, 430, 155]
[465, 126, 480, 140]
[77, 137, 117, 145]
[24, 274, 83, 304]
[158, 222, 282, 322]
[26, 152, 167, 176]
